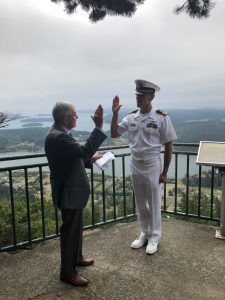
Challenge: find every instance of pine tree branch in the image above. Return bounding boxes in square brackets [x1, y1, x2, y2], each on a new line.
[50, 0, 216, 21]
[0, 112, 21, 128]
[174, 0, 216, 19]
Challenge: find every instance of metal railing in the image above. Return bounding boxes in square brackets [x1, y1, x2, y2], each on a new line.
[0, 144, 221, 251]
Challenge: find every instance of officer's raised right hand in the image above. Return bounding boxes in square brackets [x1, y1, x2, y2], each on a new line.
[112, 96, 122, 113]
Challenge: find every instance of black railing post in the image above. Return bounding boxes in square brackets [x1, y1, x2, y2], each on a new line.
[39, 166, 46, 239]
[132, 189, 136, 215]
[24, 168, 32, 243]
[198, 165, 202, 217]
[186, 154, 190, 215]
[122, 156, 126, 217]
[9, 170, 17, 246]
[54, 206, 59, 235]
[112, 160, 116, 220]
[163, 182, 167, 211]
[91, 166, 95, 225]
[210, 166, 215, 219]
[174, 153, 178, 213]
[102, 170, 106, 223]
[0, 143, 221, 252]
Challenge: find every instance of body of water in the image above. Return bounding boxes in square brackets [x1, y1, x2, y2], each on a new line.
[0, 149, 204, 180]
[0, 111, 206, 179]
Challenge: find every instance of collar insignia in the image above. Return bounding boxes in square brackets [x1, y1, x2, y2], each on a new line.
[156, 109, 169, 116]
[128, 109, 138, 114]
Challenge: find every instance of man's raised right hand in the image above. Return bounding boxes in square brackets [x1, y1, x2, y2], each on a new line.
[112, 96, 122, 113]
[91, 105, 103, 129]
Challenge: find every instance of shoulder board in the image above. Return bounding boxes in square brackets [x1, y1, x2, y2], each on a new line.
[128, 109, 138, 114]
[156, 109, 169, 116]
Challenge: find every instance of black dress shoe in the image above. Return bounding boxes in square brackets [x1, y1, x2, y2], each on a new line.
[77, 258, 94, 267]
[60, 273, 88, 287]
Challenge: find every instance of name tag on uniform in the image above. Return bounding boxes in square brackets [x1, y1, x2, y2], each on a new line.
[146, 122, 158, 128]
[129, 123, 138, 131]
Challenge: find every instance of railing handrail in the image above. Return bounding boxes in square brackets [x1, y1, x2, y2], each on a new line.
[1, 142, 221, 252]
[0, 143, 199, 162]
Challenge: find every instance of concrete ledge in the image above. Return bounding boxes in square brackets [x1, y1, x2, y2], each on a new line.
[1, 219, 225, 300]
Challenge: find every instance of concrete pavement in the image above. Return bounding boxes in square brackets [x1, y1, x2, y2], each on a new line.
[0, 218, 225, 300]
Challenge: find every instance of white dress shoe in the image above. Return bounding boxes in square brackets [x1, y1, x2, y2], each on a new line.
[130, 234, 147, 249]
[146, 241, 158, 254]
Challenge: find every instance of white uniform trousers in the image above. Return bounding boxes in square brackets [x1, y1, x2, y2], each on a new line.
[130, 156, 161, 243]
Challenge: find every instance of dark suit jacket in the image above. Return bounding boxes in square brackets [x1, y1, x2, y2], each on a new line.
[45, 124, 107, 209]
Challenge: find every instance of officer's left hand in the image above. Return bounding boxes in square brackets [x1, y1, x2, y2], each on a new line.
[159, 173, 167, 184]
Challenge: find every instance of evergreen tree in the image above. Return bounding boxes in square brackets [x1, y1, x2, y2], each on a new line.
[51, 0, 145, 22]
[178, 188, 220, 218]
[51, 0, 216, 22]
[0, 112, 20, 129]
[174, 0, 215, 19]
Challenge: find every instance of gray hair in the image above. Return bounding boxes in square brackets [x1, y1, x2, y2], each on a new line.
[52, 101, 75, 125]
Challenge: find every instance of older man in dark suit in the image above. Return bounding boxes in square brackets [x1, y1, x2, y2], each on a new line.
[45, 101, 107, 287]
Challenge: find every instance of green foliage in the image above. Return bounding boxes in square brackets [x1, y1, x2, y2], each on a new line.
[175, 120, 225, 143]
[0, 200, 12, 245]
[0, 172, 135, 249]
[51, 0, 145, 22]
[0, 127, 115, 152]
[174, 0, 215, 19]
[178, 188, 220, 218]
[0, 181, 10, 199]
[1, 165, 222, 250]
[1, 109, 225, 152]
[0, 112, 20, 129]
[182, 170, 222, 188]
[178, 170, 222, 218]
[105, 108, 225, 144]
[0, 127, 48, 152]
[51, 0, 215, 22]
[0, 198, 59, 248]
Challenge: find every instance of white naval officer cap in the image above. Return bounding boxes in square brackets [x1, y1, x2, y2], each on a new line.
[135, 79, 160, 95]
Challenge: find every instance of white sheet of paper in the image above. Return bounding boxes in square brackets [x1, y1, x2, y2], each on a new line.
[94, 151, 115, 171]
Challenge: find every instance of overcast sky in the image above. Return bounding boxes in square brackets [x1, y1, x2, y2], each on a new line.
[0, 0, 225, 115]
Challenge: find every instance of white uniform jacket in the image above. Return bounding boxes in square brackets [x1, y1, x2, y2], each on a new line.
[117, 107, 177, 160]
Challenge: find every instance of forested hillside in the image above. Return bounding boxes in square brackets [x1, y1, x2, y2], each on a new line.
[0, 108, 225, 152]
[0, 127, 116, 152]
[105, 108, 225, 143]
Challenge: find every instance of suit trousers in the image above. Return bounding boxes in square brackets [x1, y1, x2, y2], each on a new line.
[60, 209, 83, 277]
[131, 156, 162, 243]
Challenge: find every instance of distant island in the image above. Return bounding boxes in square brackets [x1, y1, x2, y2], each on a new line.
[1, 108, 225, 153]
[20, 117, 53, 123]
[22, 122, 43, 127]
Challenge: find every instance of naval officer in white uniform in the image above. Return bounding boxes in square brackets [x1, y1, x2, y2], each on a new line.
[111, 79, 177, 254]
